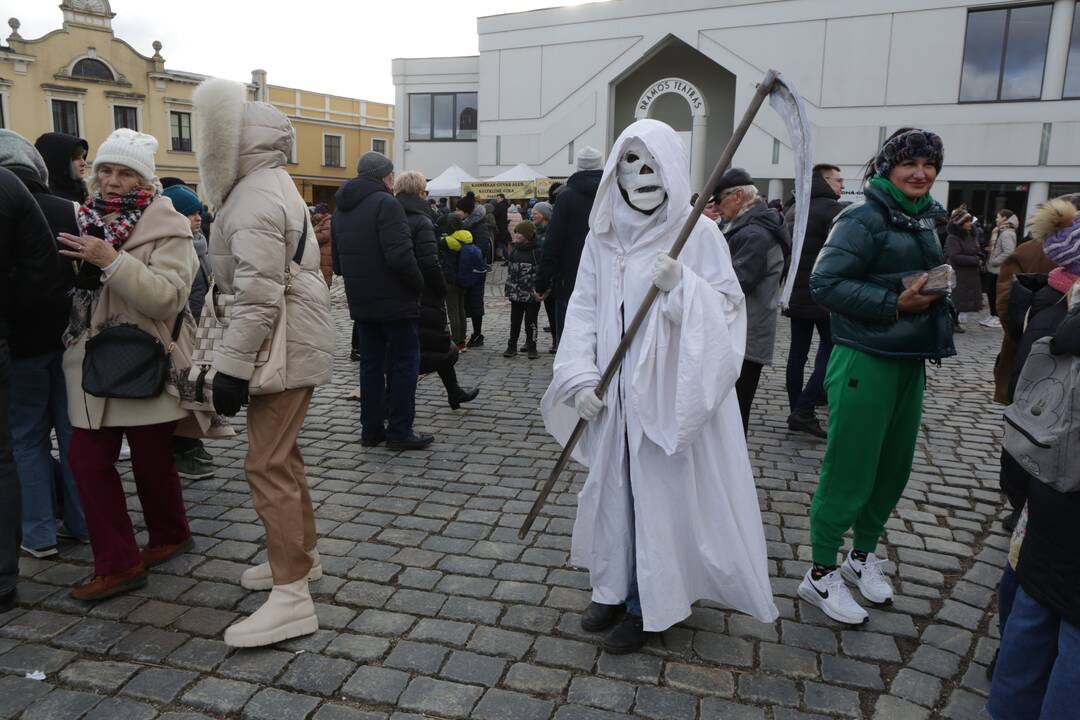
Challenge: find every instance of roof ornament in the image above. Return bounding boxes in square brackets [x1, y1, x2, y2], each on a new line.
[7, 17, 21, 41]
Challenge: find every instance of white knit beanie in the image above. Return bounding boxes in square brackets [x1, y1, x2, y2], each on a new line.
[92, 128, 158, 181]
[576, 146, 603, 171]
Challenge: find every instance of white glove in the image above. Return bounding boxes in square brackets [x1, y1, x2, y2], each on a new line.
[652, 253, 682, 292]
[574, 387, 605, 421]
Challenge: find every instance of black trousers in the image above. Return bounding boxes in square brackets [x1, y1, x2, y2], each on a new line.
[983, 272, 999, 317]
[735, 359, 764, 436]
[509, 301, 540, 345]
[0, 339, 20, 595]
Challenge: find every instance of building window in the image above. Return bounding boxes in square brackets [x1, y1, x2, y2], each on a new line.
[372, 138, 387, 155]
[1064, 1, 1080, 98]
[408, 92, 478, 141]
[71, 58, 114, 81]
[170, 111, 192, 151]
[960, 4, 1053, 102]
[52, 100, 79, 136]
[113, 105, 138, 131]
[324, 134, 343, 167]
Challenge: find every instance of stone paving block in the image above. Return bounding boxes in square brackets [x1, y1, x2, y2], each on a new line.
[909, 643, 963, 678]
[0, 642, 76, 673]
[635, 686, 698, 720]
[840, 630, 902, 662]
[277, 652, 356, 696]
[121, 667, 198, 704]
[0, 675, 52, 718]
[737, 674, 798, 707]
[182, 677, 258, 716]
[699, 697, 766, 720]
[872, 695, 931, 720]
[922, 623, 975, 656]
[177, 580, 248, 609]
[500, 604, 560, 633]
[597, 651, 662, 684]
[242, 687, 321, 720]
[167, 637, 232, 671]
[503, 662, 570, 695]
[111, 626, 190, 662]
[759, 642, 818, 678]
[891, 668, 943, 707]
[384, 639, 449, 673]
[218, 648, 294, 683]
[341, 666, 409, 705]
[385, 588, 446, 617]
[84, 697, 157, 720]
[21, 688, 101, 720]
[127, 599, 189, 627]
[348, 609, 416, 636]
[534, 636, 597, 670]
[439, 595, 502, 623]
[0, 609, 78, 639]
[663, 662, 735, 697]
[938, 600, 985, 630]
[553, 705, 633, 720]
[397, 676, 484, 719]
[803, 681, 862, 718]
[52, 618, 132, 652]
[472, 688, 555, 720]
[821, 653, 884, 690]
[693, 631, 753, 667]
[59, 659, 140, 692]
[407, 617, 474, 646]
[566, 676, 636, 713]
[467, 626, 534, 659]
[942, 689, 992, 719]
[780, 620, 838, 653]
[312, 704, 385, 720]
[172, 606, 238, 636]
[336, 580, 396, 608]
[324, 632, 390, 663]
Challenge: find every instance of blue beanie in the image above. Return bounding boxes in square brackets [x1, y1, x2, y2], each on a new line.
[163, 184, 203, 217]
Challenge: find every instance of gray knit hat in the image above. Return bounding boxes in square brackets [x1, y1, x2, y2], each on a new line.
[533, 201, 553, 221]
[357, 151, 393, 180]
[576, 146, 603, 171]
[0, 129, 49, 185]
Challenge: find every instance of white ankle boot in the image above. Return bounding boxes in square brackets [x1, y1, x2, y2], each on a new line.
[224, 578, 319, 647]
[240, 549, 322, 591]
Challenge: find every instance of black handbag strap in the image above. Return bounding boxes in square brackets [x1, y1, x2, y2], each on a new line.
[293, 211, 309, 265]
[170, 312, 185, 342]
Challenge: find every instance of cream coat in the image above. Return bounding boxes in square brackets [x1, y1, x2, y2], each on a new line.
[64, 197, 197, 429]
[194, 79, 333, 388]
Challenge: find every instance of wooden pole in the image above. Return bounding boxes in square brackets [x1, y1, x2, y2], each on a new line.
[519, 69, 780, 539]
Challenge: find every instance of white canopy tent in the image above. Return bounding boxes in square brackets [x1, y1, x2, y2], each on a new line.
[426, 165, 478, 197]
[487, 163, 547, 182]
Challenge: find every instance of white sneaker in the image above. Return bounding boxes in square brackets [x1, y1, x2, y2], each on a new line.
[240, 549, 322, 591]
[224, 578, 319, 647]
[979, 316, 1001, 328]
[841, 551, 894, 605]
[798, 567, 869, 625]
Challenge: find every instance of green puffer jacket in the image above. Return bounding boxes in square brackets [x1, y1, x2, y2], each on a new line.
[810, 184, 956, 361]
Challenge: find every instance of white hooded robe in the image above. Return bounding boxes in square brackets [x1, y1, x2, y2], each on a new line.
[541, 119, 778, 632]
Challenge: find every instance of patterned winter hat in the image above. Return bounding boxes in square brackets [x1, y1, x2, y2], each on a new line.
[1043, 210, 1080, 274]
[874, 129, 944, 178]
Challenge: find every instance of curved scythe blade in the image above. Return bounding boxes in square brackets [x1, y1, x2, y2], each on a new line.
[769, 75, 814, 309]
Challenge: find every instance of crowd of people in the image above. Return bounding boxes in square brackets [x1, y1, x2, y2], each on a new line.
[0, 76, 1076, 714]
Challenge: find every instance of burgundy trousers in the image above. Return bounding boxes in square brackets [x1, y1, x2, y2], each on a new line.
[69, 421, 190, 577]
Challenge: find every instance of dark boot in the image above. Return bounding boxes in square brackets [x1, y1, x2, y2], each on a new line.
[581, 601, 625, 632]
[448, 386, 479, 410]
[787, 412, 827, 439]
[602, 614, 647, 654]
[527, 341, 540, 360]
[503, 341, 517, 358]
[386, 433, 435, 450]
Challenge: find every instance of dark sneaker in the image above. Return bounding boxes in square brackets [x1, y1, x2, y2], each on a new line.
[141, 536, 195, 568]
[503, 342, 518, 358]
[56, 523, 89, 544]
[21, 544, 58, 559]
[387, 433, 435, 450]
[71, 563, 148, 601]
[787, 412, 827, 439]
[194, 444, 213, 463]
[581, 601, 625, 632]
[360, 434, 386, 447]
[175, 449, 214, 480]
[602, 614, 648, 654]
[466, 334, 485, 348]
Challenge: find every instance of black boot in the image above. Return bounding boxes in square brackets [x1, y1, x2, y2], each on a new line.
[448, 386, 479, 410]
[503, 340, 517, 358]
[527, 340, 540, 360]
[602, 614, 647, 654]
[581, 601, 625, 632]
[787, 412, 827, 439]
[386, 432, 435, 450]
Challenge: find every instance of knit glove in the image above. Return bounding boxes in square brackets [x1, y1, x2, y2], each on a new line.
[212, 372, 249, 417]
[574, 387, 605, 421]
[652, 253, 682, 292]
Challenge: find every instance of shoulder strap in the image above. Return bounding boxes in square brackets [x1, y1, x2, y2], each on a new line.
[292, 210, 309, 265]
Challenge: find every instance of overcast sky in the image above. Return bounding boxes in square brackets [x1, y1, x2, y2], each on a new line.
[11, 0, 607, 103]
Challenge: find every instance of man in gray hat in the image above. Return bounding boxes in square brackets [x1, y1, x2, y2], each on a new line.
[332, 152, 433, 450]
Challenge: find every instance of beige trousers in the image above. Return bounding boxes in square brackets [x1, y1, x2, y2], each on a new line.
[245, 387, 316, 585]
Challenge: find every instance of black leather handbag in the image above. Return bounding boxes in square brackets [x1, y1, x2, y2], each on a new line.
[82, 315, 184, 399]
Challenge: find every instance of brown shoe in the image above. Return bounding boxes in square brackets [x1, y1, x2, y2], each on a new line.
[141, 536, 194, 568]
[71, 563, 148, 601]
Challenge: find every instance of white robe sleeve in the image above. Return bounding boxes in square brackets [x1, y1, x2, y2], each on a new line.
[631, 228, 747, 456]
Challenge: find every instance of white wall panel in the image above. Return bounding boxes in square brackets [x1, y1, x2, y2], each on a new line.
[1047, 121, 1080, 165]
[821, 15, 892, 107]
[886, 8, 965, 105]
[700, 21, 826, 105]
[498, 47, 542, 120]
[540, 37, 641, 115]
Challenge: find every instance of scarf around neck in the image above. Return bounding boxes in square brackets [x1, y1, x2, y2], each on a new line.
[77, 188, 157, 249]
[869, 176, 933, 218]
[1049, 267, 1079, 295]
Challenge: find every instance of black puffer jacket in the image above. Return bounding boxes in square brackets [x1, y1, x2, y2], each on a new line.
[0, 167, 64, 351]
[783, 173, 844, 320]
[398, 193, 453, 373]
[332, 176, 423, 322]
[726, 201, 787, 365]
[1015, 305, 1080, 626]
[535, 169, 602, 297]
[34, 132, 88, 204]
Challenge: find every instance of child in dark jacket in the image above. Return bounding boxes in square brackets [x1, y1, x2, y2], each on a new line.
[503, 221, 542, 359]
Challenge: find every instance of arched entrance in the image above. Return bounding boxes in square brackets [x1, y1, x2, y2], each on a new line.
[634, 78, 708, 191]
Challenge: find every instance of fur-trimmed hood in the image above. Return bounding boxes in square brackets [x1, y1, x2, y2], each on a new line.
[1029, 197, 1078, 243]
[193, 77, 294, 210]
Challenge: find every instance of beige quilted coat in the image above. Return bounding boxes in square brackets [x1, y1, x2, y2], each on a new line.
[194, 80, 334, 389]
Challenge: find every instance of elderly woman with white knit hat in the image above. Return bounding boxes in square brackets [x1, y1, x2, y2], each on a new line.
[58, 128, 198, 601]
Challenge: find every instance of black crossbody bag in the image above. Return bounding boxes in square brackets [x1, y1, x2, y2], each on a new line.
[82, 314, 184, 400]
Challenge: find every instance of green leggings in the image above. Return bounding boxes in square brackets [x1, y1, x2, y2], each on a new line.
[810, 344, 924, 566]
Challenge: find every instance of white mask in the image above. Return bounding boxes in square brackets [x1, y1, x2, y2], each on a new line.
[617, 139, 666, 213]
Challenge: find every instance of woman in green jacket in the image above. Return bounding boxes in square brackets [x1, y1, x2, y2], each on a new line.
[801, 128, 955, 625]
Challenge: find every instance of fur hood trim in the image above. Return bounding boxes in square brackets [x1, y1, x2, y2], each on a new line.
[193, 77, 246, 210]
[1028, 198, 1078, 242]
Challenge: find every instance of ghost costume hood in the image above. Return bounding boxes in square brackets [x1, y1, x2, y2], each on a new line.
[541, 119, 778, 631]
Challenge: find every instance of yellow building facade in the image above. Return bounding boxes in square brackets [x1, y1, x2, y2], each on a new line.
[0, 0, 392, 207]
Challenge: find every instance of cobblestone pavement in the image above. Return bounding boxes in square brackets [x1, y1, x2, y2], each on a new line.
[1, 275, 1008, 720]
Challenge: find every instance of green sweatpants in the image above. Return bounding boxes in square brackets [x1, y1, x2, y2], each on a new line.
[810, 344, 925, 566]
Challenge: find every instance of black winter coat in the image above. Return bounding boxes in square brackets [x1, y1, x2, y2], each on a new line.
[7, 166, 77, 358]
[333, 176, 423, 322]
[0, 167, 64, 352]
[1014, 306, 1080, 626]
[34, 132, 88, 204]
[535, 169, 602, 297]
[944, 223, 983, 313]
[461, 207, 493, 265]
[783, 173, 844, 321]
[398, 193, 453, 373]
[493, 199, 510, 248]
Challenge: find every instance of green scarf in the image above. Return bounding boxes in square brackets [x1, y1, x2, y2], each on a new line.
[869, 176, 933, 217]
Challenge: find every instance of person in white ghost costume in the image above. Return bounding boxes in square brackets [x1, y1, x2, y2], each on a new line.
[541, 119, 778, 653]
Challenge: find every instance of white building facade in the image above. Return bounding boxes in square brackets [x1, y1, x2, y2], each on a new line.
[393, 0, 1080, 226]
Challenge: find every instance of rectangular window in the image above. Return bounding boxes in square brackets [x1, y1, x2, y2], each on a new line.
[170, 111, 192, 151]
[324, 134, 343, 167]
[113, 105, 138, 131]
[960, 4, 1053, 102]
[407, 92, 478, 141]
[1064, 1, 1080, 98]
[372, 138, 387, 155]
[52, 99, 79, 136]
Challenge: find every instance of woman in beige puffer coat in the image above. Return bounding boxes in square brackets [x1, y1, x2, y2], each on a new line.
[193, 77, 334, 648]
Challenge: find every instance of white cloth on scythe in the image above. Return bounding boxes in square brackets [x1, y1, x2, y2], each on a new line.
[540, 119, 778, 632]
